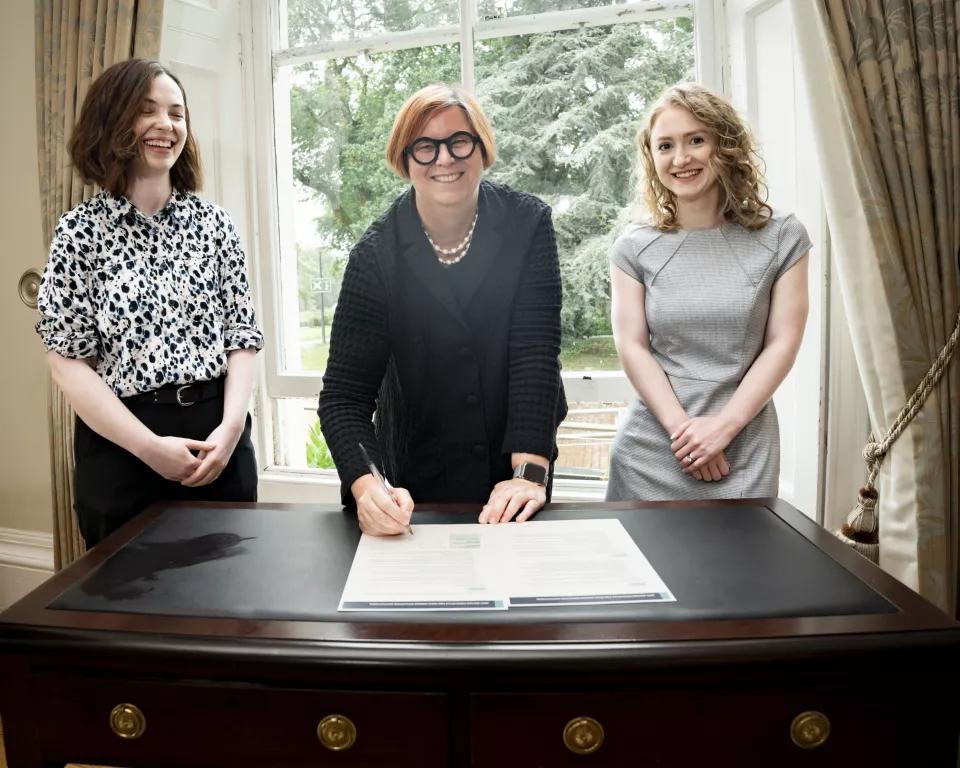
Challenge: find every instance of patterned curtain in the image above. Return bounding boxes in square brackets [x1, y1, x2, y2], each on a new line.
[35, 0, 165, 569]
[792, 0, 960, 615]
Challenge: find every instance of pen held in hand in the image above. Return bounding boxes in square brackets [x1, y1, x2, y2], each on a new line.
[358, 442, 414, 535]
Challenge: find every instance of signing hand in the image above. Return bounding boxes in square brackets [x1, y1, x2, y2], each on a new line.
[671, 416, 738, 474]
[140, 435, 216, 482]
[479, 478, 546, 524]
[181, 422, 244, 487]
[352, 474, 415, 536]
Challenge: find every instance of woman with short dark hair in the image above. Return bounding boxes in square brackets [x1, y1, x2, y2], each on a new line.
[318, 83, 567, 536]
[36, 58, 263, 547]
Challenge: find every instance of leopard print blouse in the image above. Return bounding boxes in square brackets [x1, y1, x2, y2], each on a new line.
[36, 191, 263, 397]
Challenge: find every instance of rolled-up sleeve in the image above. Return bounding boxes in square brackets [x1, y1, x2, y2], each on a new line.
[219, 211, 264, 352]
[35, 226, 99, 360]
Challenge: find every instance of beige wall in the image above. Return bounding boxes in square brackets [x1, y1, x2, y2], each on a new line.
[0, 1, 53, 534]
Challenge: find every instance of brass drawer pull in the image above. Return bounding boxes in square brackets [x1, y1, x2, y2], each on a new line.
[109, 703, 146, 740]
[791, 711, 830, 749]
[317, 714, 357, 751]
[564, 716, 604, 755]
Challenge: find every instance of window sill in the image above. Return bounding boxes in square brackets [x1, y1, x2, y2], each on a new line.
[257, 467, 608, 504]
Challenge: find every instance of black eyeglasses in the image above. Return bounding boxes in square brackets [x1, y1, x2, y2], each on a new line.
[404, 131, 482, 166]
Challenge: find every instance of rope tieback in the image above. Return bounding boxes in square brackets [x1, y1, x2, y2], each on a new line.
[834, 307, 960, 563]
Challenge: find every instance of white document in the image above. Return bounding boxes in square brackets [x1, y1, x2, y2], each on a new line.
[338, 525, 507, 611]
[497, 518, 676, 607]
[338, 519, 675, 612]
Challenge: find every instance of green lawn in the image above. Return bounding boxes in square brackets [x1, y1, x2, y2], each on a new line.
[300, 325, 333, 342]
[300, 334, 620, 373]
[301, 343, 330, 372]
[559, 336, 621, 371]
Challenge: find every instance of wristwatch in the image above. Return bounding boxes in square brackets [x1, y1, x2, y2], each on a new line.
[513, 462, 547, 487]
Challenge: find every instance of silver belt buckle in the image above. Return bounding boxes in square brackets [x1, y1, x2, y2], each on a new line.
[176, 384, 197, 407]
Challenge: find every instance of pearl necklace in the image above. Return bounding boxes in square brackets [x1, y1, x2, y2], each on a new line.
[423, 211, 478, 267]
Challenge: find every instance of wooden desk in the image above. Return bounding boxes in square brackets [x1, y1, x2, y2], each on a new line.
[1, 499, 958, 767]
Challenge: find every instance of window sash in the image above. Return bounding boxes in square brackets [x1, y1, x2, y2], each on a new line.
[248, 0, 719, 479]
[272, 1, 692, 68]
[263, 370, 636, 402]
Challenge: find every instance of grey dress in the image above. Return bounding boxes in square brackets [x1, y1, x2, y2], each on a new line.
[606, 211, 812, 501]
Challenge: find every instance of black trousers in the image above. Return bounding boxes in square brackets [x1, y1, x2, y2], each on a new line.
[74, 386, 258, 548]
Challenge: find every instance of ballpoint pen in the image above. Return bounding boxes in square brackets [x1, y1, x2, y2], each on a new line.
[358, 442, 414, 535]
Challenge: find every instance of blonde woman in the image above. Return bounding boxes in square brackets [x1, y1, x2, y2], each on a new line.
[606, 83, 811, 501]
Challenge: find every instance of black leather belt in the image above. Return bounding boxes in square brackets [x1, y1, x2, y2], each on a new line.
[125, 377, 224, 407]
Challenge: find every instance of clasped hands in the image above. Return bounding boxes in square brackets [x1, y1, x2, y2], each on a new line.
[670, 415, 738, 482]
[137, 422, 243, 487]
[353, 474, 546, 537]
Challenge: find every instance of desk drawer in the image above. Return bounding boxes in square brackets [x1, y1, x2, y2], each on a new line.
[471, 686, 945, 768]
[34, 675, 447, 767]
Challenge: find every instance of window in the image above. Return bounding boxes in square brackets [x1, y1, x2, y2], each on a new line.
[252, 0, 711, 488]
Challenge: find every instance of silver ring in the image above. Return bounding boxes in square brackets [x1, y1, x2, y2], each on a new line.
[684, 455, 694, 465]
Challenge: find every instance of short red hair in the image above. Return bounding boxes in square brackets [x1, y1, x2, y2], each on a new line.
[385, 84, 496, 178]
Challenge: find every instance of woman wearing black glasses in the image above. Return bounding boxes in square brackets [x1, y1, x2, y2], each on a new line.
[318, 84, 567, 536]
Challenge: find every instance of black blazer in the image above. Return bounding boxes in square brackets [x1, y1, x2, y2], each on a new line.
[318, 180, 567, 506]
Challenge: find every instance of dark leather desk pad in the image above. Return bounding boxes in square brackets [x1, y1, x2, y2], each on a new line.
[49, 505, 896, 623]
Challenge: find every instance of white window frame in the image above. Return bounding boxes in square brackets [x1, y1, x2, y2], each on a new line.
[244, 0, 720, 491]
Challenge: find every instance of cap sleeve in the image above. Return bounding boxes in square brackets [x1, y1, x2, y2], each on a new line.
[776, 213, 813, 280]
[610, 227, 646, 283]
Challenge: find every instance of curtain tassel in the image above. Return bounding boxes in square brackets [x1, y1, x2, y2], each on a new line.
[833, 310, 960, 565]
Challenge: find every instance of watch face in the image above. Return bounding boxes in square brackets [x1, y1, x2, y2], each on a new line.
[517, 463, 547, 485]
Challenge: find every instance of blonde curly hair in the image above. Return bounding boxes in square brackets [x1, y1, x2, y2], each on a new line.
[636, 82, 772, 232]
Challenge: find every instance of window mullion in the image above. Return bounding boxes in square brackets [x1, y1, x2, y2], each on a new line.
[459, 0, 477, 92]
[692, 0, 723, 94]
[473, 0, 690, 40]
[273, 24, 461, 67]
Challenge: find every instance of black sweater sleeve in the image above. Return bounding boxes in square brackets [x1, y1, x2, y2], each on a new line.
[501, 206, 564, 460]
[317, 236, 390, 504]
